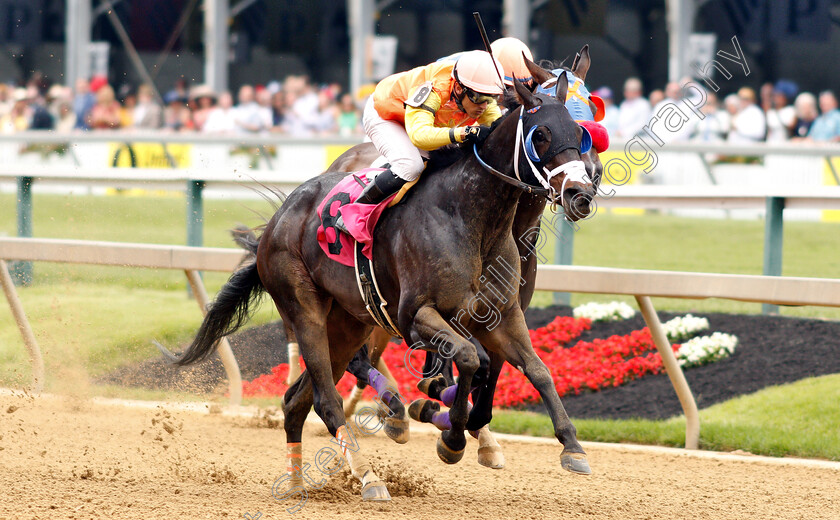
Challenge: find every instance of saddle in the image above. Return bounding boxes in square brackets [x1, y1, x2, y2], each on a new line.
[316, 168, 418, 337]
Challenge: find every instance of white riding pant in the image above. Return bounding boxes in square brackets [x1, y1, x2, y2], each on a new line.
[362, 96, 426, 182]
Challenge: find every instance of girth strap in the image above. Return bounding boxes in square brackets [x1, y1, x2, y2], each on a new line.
[354, 241, 402, 338]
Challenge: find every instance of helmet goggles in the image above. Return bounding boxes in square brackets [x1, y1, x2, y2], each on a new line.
[462, 85, 498, 105]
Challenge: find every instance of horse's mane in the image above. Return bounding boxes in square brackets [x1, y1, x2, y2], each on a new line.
[538, 58, 571, 72]
[425, 145, 467, 173]
[424, 97, 525, 174]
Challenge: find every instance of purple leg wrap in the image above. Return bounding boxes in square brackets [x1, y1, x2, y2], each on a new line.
[440, 384, 478, 407]
[440, 385, 458, 407]
[431, 411, 452, 430]
[368, 368, 394, 403]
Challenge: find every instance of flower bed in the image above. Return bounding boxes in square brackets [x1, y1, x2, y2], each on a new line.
[573, 301, 636, 322]
[243, 311, 737, 408]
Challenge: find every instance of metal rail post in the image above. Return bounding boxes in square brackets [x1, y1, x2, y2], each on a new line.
[553, 219, 575, 305]
[186, 180, 205, 296]
[762, 197, 784, 314]
[13, 176, 33, 285]
[636, 295, 699, 449]
[186, 180, 205, 248]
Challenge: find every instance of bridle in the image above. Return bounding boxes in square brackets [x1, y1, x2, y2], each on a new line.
[473, 104, 590, 210]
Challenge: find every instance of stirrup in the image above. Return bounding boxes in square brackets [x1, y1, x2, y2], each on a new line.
[334, 213, 349, 234]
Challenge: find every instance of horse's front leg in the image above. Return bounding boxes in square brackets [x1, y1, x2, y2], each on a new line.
[466, 349, 506, 469]
[407, 305, 479, 464]
[477, 307, 591, 475]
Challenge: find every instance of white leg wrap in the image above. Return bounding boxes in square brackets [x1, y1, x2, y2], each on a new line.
[286, 442, 303, 486]
[286, 342, 300, 384]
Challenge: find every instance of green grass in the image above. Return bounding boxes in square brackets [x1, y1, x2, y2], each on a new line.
[490, 373, 840, 460]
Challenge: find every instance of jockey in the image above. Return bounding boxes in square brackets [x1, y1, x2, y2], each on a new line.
[352, 50, 505, 207]
[438, 37, 535, 91]
[536, 67, 610, 154]
[489, 37, 535, 90]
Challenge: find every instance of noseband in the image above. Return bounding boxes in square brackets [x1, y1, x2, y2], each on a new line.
[473, 105, 589, 207]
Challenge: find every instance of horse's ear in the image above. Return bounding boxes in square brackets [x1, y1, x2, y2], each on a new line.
[554, 71, 569, 102]
[513, 73, 538, 107]
[573, 45, 591, 82]
[571, 53, 581, 72]
[524, 54, 555, 86]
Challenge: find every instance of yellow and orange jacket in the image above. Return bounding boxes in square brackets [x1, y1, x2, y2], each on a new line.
[373, 61, 501, 151]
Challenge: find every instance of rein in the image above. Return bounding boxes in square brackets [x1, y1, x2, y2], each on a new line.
[472, 143, 548, 195]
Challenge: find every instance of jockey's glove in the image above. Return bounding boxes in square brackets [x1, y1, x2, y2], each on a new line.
[462, 125, 492, 145]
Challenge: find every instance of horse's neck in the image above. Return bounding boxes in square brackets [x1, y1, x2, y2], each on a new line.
[513, 192, 547, 237]
[435, 146, 523, 242]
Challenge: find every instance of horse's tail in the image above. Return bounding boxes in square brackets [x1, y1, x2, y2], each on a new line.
[156, 259, 264, 366]
[231, 225, 259, 256]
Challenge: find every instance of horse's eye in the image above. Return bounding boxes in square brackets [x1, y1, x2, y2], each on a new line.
[533, 130, 546, 142]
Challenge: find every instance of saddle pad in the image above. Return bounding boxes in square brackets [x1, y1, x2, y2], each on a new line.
[316, 168, 396, 267]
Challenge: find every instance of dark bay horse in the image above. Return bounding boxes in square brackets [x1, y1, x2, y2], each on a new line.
[327, 49, 604, 468]
[159, 73, 595, 502]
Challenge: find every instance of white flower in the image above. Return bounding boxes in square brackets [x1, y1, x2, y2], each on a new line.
[676, 332, 738, 368]
[573, 301, 636, 322]
[663, 314, 710, 343]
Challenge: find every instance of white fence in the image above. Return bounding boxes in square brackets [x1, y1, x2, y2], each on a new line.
[4, 237, 840, 449]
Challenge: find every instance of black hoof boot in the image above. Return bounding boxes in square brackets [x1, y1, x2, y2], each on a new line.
[408, 398, 440, 424]
[417, 374, 448, 401]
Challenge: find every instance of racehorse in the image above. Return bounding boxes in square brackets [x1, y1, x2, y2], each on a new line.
[159, 69, 595, 502]
[326, 48, 604, 467]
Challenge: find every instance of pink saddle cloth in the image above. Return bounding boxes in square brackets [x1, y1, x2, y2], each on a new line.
[316, 168, 398, 267]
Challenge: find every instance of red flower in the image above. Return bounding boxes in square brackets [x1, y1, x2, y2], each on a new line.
[242, 315, 676, 409]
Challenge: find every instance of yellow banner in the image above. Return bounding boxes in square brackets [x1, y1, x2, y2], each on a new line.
[325, 144, 354, 170]
[109, 143, 193, 169]
[824, 157, 840, 222]
[598, 150, 643, 215]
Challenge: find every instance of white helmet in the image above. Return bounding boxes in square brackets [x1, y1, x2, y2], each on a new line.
[490, 37, 534, 86]
[452, 50, 505, 95]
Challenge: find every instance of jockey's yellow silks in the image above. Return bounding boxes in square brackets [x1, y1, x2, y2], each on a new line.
[373, 61, 501, 151]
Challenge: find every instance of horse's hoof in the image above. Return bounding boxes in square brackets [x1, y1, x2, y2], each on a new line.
[560, 451, 591, 475]
[477, 445, 505, 469]
[417, 374, 446, 398]
[408, 398, 439, 423]
[361, 481, 391, 502]
[383, 416, 410, 444]
[436, 434, 465, 464]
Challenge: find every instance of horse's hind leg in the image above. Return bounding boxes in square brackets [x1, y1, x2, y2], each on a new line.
[282, 371, 313, 490]
[321, 307, 391, 500]
[344, 344, 409, 444]
[343, 327, 397, 418]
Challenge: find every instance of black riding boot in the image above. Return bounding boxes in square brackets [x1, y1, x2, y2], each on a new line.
[335, 169, 407, 233]
[356, 168, 408, 204]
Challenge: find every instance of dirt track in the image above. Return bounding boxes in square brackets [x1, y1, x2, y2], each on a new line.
[2, 391, 838, 520]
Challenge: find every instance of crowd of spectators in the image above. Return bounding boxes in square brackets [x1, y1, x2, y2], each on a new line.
[2, 71, 839, 145]
[0, 73, 364, 137]
[600, 77, 840, 144]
